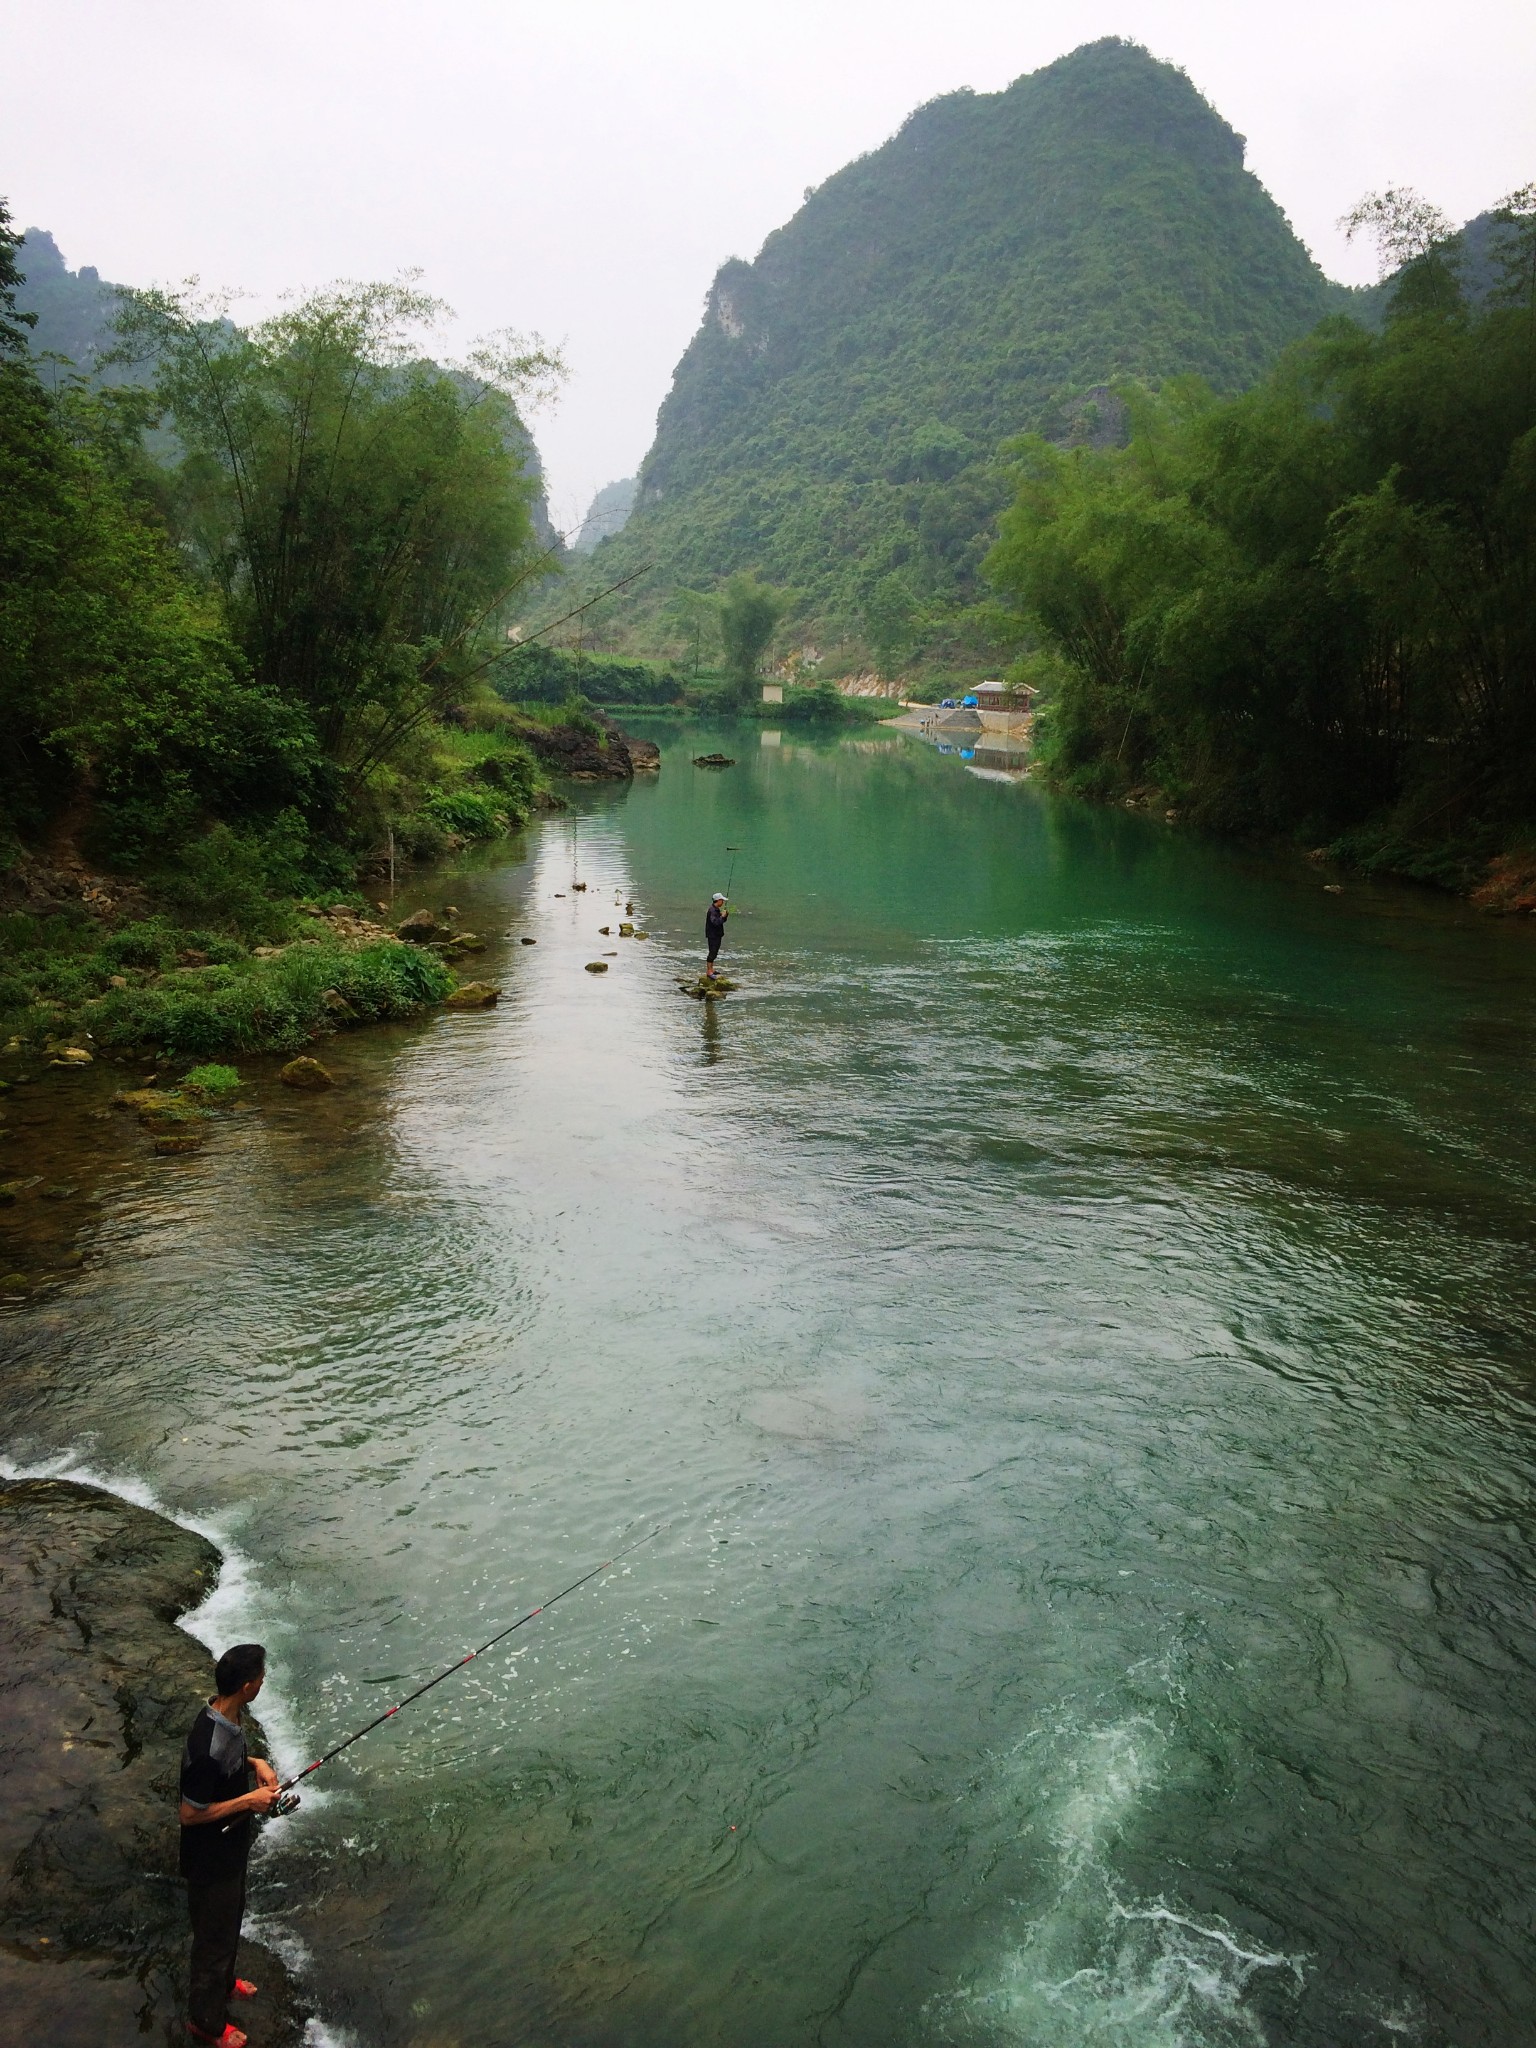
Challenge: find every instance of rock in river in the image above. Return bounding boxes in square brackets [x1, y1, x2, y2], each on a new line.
[443, 981, 501, 1008]
[278, 1056, 334, 1090]
[0, 1476, 309, 2042]
[396, 908, 447, 943]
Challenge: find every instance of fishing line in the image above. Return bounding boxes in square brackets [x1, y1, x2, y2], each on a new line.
[457, 565, 653, 689]
[234, 1524, 664, 1824]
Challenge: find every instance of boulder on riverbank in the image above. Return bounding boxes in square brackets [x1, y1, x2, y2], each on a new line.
[0, 1477, 308, 2044]
[396, 907, 448, 943]
[516, 712, 637, 782]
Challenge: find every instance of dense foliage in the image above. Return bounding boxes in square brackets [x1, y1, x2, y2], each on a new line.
[0, 212, 579, 1051]
[114, 282, 554, 798]
[585, 39, 1361, 665]
[986, 199, 1536, 879]
[1, 228, 562, 885]
[1, 210, 315, 869]
[491, 642, 682, 705]
[717, 575, 787, 702]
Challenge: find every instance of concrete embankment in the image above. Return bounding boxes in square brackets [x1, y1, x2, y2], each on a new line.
[0, 1476, 308, 2046]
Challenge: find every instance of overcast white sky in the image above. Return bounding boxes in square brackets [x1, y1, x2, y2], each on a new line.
[6, 1, 1533, 530]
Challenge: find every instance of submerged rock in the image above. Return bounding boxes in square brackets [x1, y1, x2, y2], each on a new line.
[443, 982, 501, 1008]
[678, 975, 738, 999]
[113, 1088, 179, 1114]
[585, 961, 610, 974]
[519, 936, 537, 945]
[279, 1056, 335, 1090]
[0, 1477, 309, 2041]
[692, 753, 735, 768]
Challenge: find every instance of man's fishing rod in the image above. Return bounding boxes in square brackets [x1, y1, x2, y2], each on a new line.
[456, 565, 653, 689]
[241, 1526, 662, 1823]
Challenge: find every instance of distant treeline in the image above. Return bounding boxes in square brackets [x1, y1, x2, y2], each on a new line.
[492, 643, 683, 706]
[988, 197, 1536, 882]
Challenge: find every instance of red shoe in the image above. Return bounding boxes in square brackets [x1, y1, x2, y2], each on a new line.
[231, 1981, 258, 2000]
[187, 2027, 247, 2048]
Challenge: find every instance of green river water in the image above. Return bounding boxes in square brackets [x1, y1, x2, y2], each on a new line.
[5, 720, 1536, 2047]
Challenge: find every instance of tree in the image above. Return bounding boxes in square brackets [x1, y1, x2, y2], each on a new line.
[0, 201, 38, 357]
[1341, 187, 1455, 276]
[861, 573, 916, 679]
[0, 320, 309, 859]
[985, 206, 1536, 863]
[114, 281, 562, 794]
[658, 585, 719, 677]
[717, 573, 786, 703]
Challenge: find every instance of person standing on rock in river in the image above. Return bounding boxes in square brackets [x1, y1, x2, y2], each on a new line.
[705, 891, 729, 979]
[179, 1643, 280, 2048]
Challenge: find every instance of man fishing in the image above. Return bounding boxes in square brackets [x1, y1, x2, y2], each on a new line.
[179, 1643, 280, 2048]
[705, 890, 729, 978]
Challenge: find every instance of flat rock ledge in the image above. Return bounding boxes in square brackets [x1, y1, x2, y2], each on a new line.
[0, 1476, 309, 2046]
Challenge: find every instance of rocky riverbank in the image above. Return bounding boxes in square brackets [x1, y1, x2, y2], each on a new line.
[514, 709, 656, 780]
[0, 1476, 309, 2046]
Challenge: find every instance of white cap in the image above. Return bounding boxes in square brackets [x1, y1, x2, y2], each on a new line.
[712, 892, 726, 901]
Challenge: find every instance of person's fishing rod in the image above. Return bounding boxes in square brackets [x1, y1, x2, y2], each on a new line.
[239, 1525, 662, 1823]
[456, 565, 653, 689]
[724, 844, 742, 897]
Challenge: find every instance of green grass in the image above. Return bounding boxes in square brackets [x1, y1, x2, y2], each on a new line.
[0, 920, 454, 1059]
[503, 699, 604, 736]
[182, 1063, 242, 1094]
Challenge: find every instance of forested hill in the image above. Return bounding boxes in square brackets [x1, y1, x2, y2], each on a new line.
[11, 228, 121, 368]
[594, 38, 1360, 646]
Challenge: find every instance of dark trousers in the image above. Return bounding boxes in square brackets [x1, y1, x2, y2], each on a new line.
[187, 1871, 246, 2038]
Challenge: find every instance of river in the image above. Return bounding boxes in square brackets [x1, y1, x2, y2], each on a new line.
[5, 719, 1536, 2047]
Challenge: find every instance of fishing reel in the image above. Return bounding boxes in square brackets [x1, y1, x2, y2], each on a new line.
[219, 1788, 299, 1835]
[253, 1790, 301, 1824]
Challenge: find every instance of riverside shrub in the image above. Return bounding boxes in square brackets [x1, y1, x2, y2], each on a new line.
[2, 936, 453, 1056]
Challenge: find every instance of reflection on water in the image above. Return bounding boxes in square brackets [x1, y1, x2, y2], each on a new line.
[5, 720, 1536, 2046]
